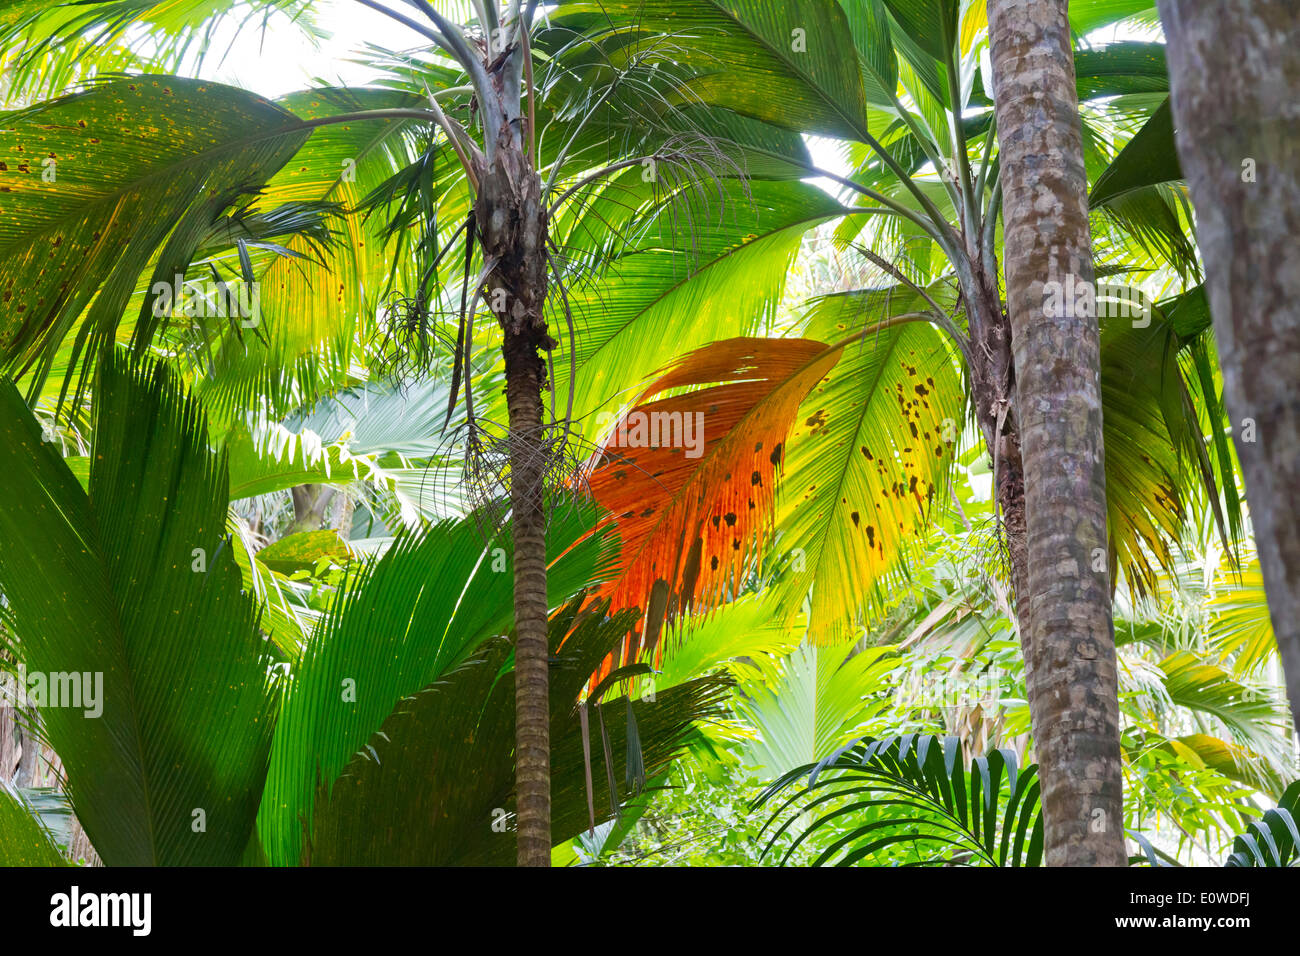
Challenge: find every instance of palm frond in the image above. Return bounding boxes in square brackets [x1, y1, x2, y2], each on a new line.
[309, 598, 732, 865]
[753, 733, 1043, 866]
[0, 352, 277, 865]
[257, 503, 619, 866]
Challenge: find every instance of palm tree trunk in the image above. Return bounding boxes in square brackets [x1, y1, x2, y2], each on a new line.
[1155, 0, 1300, 735]
[287, 484, 337, 535]
[503, 332, 551, 867]
[476, 68, 554, 866]
[986, 0, 1127, 866]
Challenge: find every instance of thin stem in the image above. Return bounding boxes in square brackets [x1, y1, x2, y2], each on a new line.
[545, 248, 578, 467]
[780, 153, 961, 262]
[888, 91, 963, 213]
[974, 113, 998, 215]
[355, 0, 455, 55]
[468, 0, 497, 40]
[522, 17, 537, 165]
[547, 155, 650, 212]
[981, 180, 1003, 286]
[403, 0, 498, 154]
[423, 84, 481, 192]
[407, 0, 489, 82]
[855, 125, 963, 254]
[944, 38, 978, 244]
[851, 242, 970, 355]
[543, 79, 623, 198]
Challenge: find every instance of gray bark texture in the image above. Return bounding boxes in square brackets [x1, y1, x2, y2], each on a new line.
[986, 0, 1127, 866]
[1156, 0, 1300, 735]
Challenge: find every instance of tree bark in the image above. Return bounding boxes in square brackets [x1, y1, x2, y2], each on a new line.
[1156, 0, 1300, 735]
[986, 0, 1127, 866]
[475, 66, 554, 867]
[967, 263, 1031, 615]
[287, 484, 337, 535]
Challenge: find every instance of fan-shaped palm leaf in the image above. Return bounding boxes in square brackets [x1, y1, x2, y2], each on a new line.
[0, 353, 276, 865]
[309, 598, 731, 865]
[753, 733, 1043, 866]
[257, 503, 619, 866]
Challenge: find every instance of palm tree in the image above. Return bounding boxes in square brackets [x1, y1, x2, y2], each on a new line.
[0, 0, 1250, 867]
[0, 353, 726, 865]
[1155, 0, 1300, 735]
[557, 0, 1222, 865]
[386, 0, 557, 868]
[985, 0, 1125, 865]
[0, 0, 768, 865]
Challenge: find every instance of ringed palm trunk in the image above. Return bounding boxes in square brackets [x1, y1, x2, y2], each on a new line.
[1155, 0, 1300, 735]
[986, 0, 1127, 866]
[475, 73, 554, 868]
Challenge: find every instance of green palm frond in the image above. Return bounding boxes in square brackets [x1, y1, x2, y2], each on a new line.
[550, 0, 871, 142]
[553, 179, 846, 446]
[192, 87, 432, 421]
[0, 352, 277, 865]
[0, 77, 313, 404]
[738, 644, 900, 778]
[655, 594, 802, 689]
[0, 0, 320, 101]
[1209, 558, 1275, 674]
[0, 783, 67, 866]
[309, 598, 732, 865]
[1223, 782, 1300, 867]
[257, 503, 620, 866]
[753, 733, 1043, 866]
[773, 287, 964, 638]
[1159, 651, 1293, 763]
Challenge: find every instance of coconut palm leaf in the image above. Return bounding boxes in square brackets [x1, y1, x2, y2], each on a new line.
[257, 504, 620, 866]
[0, 782, 66, 866]
[308, 598, 731, 865]
[753, 733, 1044, 866]
[0, 352, 277, 865]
